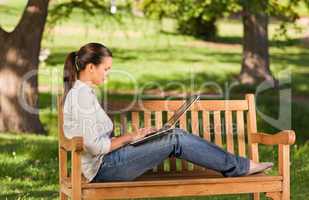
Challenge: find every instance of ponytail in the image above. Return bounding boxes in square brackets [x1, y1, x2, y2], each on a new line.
[63, 51, 78, 99]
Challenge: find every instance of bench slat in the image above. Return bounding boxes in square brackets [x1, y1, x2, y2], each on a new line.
[81, 179, 282, 199]
[131, 112, 139, 132]
[214, 111, 223, 147]
[179, 114, 189, 171]
[80, 174, 282, 188]
[191, 110, 204, 171]
[155, 111, 165, 173]
[144, 111, 151, 128]
[225, 110, 234, 154]
[202, 111, 211, 141]
[168, 111, 177, 172]
[105, 100, 249, 112]
[120, 113, 127, 135]
[237, 111, 246, 157]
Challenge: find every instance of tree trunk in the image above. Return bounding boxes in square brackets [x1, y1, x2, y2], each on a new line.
[0, 0, 49, 134]
[238, 7, 275, 85]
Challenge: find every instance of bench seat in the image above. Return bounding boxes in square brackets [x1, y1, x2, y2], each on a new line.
[60, 172, 283, 199]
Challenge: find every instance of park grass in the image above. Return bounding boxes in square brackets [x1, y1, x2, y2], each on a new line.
[1, 1, 309, 199]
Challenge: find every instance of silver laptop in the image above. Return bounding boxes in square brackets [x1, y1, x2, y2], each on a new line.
[130, 95, 200, 146]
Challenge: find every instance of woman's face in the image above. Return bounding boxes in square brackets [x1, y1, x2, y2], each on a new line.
[91, 57, 112, 85]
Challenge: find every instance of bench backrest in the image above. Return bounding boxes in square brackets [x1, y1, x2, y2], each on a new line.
[57, 94, 258, 177]
[100, 94, 259, 173]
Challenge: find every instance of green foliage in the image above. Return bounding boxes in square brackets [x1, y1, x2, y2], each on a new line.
[140, 0, 239, 40]
[140, 0, 304, 40]
[48, 0, 131, 28]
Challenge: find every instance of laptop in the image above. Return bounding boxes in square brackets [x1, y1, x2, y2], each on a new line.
[130, 95, 200, 146]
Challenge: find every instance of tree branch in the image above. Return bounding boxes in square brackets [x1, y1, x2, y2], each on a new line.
[14, 0, 50, 34]
[48, 0, 112, 26]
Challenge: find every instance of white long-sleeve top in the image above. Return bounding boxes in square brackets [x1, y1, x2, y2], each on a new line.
[63, 79, 113, 182]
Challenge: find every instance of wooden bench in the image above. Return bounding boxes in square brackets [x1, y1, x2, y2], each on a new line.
[57, 93, 295, 200]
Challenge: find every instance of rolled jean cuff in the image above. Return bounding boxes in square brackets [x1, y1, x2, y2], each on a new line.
[222, 156, 250, 177]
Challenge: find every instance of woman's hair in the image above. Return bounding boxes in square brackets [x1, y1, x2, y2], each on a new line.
[63, 42, 112, 98]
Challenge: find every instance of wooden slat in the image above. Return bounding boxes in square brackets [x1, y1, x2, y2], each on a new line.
[246, 94, 259, 161]
[191, 111, 204, 171]
[144, 111, 155, 171]
[141, 169, 276, 181]
[168, 111, 177, 172]
[82, 180, 282, 199]
[245, 94, 259, 200]
[202, 111, 211, 141]
[71, 151, 82, 199]
[155, 111, 162, 130]
[154, 111, 163, 173]
[237, 111, 246, 157]
[179, 114, 187, 130]
[251, 131, 295, 146]
[57, 94, 68, 188]
[83, 172, 282, 188]
[120, 113, 127, 135]
[213, 111, 223, 147]
[105, 100, 249, 112]
[57, 95, 71, 151]
[81, 174, 283, 200]
[191, 111, 199, 135]
[59, 148, 67, 184]
[279, 144, 290, 200]
[225, 110, 234, 154]
[179, 114, 189, 171]
[144, 111, 151, 128]
[131, 112, 139, 132]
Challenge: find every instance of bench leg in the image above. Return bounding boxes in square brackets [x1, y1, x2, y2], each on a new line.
[266, 192, 282, 200]
[60, 192, 68, 200]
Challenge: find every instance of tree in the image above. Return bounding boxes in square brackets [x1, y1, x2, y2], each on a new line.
[238, 2, 273, 84]
[238, 0, 299, 84]
[0, 0, 50, 134]
[0, 0, 120, 134]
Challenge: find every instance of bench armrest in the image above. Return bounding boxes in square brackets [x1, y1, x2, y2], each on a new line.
[251, 130, 296, 145]
[60, 136, 84, 152]
[71, 137, 84, 152]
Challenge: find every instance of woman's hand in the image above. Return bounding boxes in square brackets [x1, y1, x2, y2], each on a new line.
[131, 127, 158, 142]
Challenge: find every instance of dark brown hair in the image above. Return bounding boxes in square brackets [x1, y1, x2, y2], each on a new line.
[63, 42, 112, 98]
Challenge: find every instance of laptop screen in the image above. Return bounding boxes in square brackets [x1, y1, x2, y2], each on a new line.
[164, 95, 200, 128]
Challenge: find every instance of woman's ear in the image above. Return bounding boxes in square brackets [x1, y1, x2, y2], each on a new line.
[85, 63, 95, 73]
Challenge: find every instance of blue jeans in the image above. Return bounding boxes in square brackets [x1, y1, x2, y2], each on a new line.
[91, 128, 250, 182]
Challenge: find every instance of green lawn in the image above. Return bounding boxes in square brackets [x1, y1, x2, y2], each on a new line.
[1, 0, 309, 199]
[1, 133, 309, 200]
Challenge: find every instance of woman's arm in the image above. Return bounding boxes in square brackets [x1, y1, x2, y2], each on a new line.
[109, 127, 157, 152]
[110, 134, 133, 151]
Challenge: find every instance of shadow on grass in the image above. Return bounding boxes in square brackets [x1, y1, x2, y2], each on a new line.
[0, 190, 58, 200]
[211, 36, 302, 47]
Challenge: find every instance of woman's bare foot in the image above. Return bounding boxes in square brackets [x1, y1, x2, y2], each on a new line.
[246, 161, 274, 175]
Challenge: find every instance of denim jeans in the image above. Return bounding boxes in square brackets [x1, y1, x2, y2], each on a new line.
[91, 128, 250, 182]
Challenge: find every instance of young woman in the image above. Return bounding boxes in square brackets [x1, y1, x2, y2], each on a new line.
[62, 42, 273, 183]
